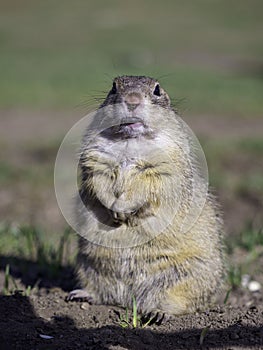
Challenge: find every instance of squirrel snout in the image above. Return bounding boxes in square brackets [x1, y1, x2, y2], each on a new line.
[124, 92, 142, 111]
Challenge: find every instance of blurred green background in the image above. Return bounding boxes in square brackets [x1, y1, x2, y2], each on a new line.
[1, 0, 263, 115]
[0, 0, 262, 289]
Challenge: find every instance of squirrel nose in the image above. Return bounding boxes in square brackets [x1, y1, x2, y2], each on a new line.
[124, 93, 141, 111]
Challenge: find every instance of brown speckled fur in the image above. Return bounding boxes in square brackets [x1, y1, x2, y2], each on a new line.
[69, 76, 225, 316]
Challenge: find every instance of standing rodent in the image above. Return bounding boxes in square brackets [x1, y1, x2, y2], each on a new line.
[68, 75, 225, 317]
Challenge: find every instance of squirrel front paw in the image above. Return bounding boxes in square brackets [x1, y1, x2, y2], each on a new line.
[66, 289, 94, 303]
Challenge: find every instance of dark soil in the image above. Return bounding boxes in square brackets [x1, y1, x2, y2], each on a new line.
[0, 286, 263, 350]
[0, 257, 262, 350]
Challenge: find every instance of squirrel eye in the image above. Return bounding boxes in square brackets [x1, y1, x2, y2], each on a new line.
[111, 82, 117, 94]
[153, 84, 161, 96]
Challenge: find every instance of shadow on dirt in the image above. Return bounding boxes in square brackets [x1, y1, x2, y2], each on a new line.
[0, 255, 78, 292]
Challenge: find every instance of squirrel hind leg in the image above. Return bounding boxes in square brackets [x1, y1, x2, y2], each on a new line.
[161, 278, 206, 316]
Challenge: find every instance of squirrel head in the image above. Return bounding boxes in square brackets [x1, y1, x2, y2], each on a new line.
[99, 76, 172, 139]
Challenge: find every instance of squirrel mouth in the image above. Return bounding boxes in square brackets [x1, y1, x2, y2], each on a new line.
[101, 119, 146, 139]
[118, 120, 145, 137]
[120, 121, 144, 129]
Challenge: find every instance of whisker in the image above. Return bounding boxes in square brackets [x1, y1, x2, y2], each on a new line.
[170, 97, 189, 113]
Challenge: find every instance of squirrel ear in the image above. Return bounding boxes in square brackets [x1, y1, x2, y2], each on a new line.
[153, 84, 161, 96]
[110, 82, 117, 94]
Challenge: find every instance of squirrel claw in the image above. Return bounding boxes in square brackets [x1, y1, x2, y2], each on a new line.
[142, 311, 166, 325]
[66, 289, 93, 303]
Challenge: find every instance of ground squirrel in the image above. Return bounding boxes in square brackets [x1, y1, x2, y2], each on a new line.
[67, 75, 225, 317]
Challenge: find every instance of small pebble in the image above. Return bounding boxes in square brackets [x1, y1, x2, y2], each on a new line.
[80, 303, 89, 310]
[248, 280, 261, 292]
[39, 334, 54, 339]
